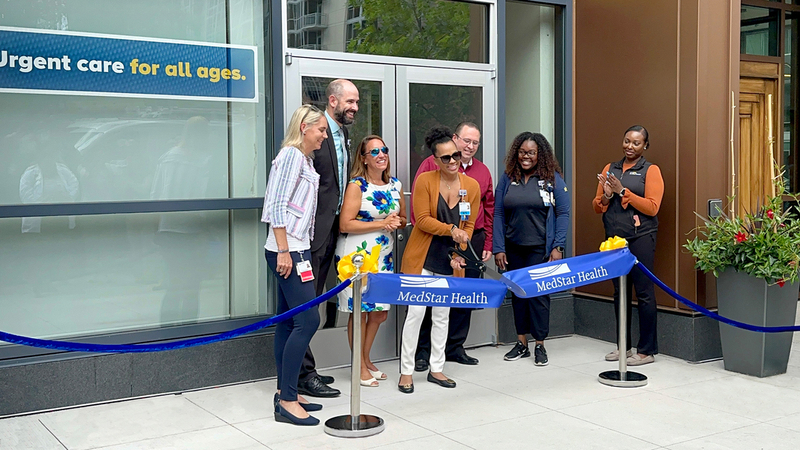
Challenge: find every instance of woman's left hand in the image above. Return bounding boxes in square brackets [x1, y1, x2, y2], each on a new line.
[548, 248, 563, 263]
[450, 255, 466, 270]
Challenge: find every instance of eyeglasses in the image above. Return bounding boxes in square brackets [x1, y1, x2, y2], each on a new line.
[362, 147, 389, 157]
[456, 134, 480, 147]
[519, 150, 537, 157]
[300, 104, 323, 123]
[437, 151, 462, 164]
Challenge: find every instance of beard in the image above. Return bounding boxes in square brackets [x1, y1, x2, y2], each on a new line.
[334, 106, 355, 125]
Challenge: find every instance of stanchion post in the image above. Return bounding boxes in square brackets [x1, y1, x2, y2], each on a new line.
[599, 274, 648, 387]
[325, 255, 385, 437]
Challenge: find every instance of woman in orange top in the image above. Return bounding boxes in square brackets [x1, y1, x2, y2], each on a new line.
[593, 125, 663, 366]
[398, 127, 480, 394]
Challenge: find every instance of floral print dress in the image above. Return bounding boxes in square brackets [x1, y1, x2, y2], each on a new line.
[335, 176, 402, 312]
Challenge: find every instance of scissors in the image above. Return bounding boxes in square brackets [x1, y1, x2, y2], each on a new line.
[449, 241, 528, 298]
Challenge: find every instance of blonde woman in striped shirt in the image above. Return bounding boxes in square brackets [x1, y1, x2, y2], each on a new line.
[262, 104, 328, 426]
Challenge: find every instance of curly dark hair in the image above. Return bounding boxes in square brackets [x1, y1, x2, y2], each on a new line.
[504, 132, 562, 184]
[424, 126, 454, 156]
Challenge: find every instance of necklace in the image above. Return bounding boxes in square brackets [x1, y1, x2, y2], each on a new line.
[443, 175, 458, 190]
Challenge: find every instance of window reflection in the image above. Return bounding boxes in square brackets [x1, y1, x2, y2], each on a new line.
[741, 6, 780, 57]
[288, 0, 489, 63]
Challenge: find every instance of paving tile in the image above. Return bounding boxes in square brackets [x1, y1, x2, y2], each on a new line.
[443, 410, 658, 450]
[567, 355, 732, 392]
[467, 365, 642, 410]
[0, 416, 65, 450]
[666, 423, 800, 450]
[92, 426, 268, 450]
[38, 396, 226, 450]
[658, 375, 800, 421]
[235, 403, 432, 449]
[365, 378, 546, 434]
[370, 434, 473, 450]
[560, 391, 755, 447]
[768, 411, 800, 433]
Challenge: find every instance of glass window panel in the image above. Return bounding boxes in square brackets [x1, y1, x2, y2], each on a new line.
[787, 13, 799, 190]
[408, 84, 482, 178]
[741, 6, 781, 57]
[301, 77, 382, 148]
[0, 0, 268, 205]
[288, 0, 489, 63]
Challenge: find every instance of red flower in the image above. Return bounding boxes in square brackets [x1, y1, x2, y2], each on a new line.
[767, 209, 774, 219]
[778, 279, 786, 287]
[735, 232, 747, 243]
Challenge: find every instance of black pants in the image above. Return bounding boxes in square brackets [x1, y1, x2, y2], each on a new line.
[507, 242, 550, 341]
[266, 250, 320, 401]
[415, 229, 485, 361]
[612, 232, 658, 355]
[298, 217, 339, 383]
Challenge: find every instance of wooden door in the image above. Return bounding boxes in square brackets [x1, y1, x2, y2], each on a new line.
[738, 61, 781, 216]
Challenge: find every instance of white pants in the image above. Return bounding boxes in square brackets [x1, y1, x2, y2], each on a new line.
[400, 269, 451, 375]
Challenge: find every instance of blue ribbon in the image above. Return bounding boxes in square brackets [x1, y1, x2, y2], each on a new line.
[635, 262, 800, 333]
[0, 279, 351, 353]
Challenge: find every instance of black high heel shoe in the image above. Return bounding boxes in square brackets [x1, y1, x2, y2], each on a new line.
[274, 393, 322, 412]
[274, 402, 320, 426]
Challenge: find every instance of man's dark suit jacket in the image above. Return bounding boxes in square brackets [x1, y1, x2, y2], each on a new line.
[311, 116, 350, 253]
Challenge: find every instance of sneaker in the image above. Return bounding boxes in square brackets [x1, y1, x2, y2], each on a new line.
[503, 341, 530, 361]
[534, 344, 548, 366]
[604, 349, 634, 362]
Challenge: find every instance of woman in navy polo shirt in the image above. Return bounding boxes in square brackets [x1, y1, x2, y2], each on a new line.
[493, 132, 570, 366]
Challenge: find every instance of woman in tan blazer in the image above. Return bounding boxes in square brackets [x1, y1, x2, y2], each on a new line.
[397, 127, 480, 394]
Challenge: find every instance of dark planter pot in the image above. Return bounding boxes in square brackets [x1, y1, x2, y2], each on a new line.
[716, 267, 799, 377]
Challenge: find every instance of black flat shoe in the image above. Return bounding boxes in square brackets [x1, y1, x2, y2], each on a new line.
[427, 372, 456, 388]
[318, 375, 335, 384]
[274, 403, 320, 426]
[448, 353, 479, 365]
[274, 393, 322, 412]
[414, 359, 429, 372]
[298, 376, 341, 398]
[397, 383, 414, 394]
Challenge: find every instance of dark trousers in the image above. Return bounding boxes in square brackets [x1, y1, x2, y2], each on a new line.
[298, 217, 339, 383]
[266, 250, 320, 401]
[415, 229, 485, 361]
[507, 242, 550, 341]
[612, 232, 658, 355]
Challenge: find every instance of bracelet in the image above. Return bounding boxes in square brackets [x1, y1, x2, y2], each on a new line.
[277, 248, 289, 254]
[450, 224, 458, 233]
[602, 193, 613, 200]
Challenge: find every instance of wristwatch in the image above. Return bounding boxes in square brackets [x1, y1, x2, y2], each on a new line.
[555, 246, 565, 253]
[619, 188, 627, 196]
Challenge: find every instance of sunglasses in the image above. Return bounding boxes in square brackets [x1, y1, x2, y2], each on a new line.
[362, 147, 389, 157]
[437, 151, 462, 164]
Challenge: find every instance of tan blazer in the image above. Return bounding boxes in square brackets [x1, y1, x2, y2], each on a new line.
[401, 170, 480, 276]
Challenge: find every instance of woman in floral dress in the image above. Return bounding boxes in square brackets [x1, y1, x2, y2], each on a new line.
[335, 135, 407, 386]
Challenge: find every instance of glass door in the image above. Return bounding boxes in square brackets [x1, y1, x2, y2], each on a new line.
[395, 66, 497, 350]
[285, 57, 397, 369]
[284, 58, 496, 369]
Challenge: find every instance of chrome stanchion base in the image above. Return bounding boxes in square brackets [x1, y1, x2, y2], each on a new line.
[598, 370, 648, 387]
[324, 414, 385, 438]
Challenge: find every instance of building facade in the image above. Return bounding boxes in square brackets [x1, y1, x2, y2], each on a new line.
[0, 0, 797, 415]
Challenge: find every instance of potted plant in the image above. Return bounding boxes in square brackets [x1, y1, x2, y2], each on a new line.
[685, 177, 800, 377]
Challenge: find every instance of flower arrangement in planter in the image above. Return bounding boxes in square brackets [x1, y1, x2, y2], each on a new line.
[684, 174, 800, 377]
[684, 184, 800, 286]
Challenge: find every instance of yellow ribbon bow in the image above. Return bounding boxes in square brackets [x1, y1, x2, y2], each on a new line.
[599, 236, 628, 252]
[337, 245, 382, 281]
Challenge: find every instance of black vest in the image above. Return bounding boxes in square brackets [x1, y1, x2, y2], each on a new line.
[602, 157, 659, 239]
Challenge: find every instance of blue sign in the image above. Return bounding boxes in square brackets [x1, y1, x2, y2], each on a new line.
[362, 273, 508, 309]
[0, 26, 257, 102]
[504, 248, 637, 298]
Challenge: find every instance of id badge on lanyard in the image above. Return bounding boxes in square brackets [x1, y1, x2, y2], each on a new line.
[296, 252, 314, 283]
[538, 180, 552, 207]
[458, 189, 470, 222]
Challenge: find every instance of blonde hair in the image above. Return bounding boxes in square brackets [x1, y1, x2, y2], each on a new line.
[282, 104, 324, 150]
[350, 135, 391, 184]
